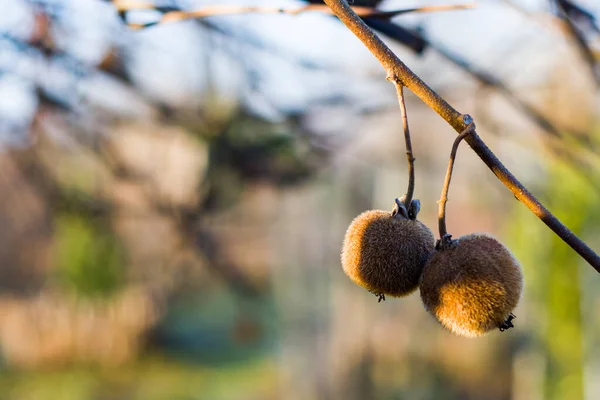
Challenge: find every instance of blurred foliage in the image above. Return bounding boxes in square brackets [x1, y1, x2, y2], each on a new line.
[150, 290, 277, 365]
[0, 357, 276, 400]
[203, 112, 318, 211]
[0, 0, 599, 398]
[54, 214, 125, 297]
[508, 157, 600, 400]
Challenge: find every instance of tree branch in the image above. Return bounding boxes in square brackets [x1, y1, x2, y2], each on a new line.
[111, 1, 474, 29]
[323, 0, 600, 272]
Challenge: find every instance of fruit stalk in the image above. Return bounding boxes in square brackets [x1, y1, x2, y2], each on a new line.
[391, 81, 415, 208]
[438, 121, 475, 242]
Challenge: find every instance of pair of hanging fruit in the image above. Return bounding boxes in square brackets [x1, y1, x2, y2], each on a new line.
[341, 117, 523, 337]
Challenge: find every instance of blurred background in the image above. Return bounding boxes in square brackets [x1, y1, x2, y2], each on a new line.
[0, 0, 599, 398]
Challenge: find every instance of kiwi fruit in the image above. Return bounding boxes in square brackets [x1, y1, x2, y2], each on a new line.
[419, 233, 523, 337]
[341, 198, 435, 300]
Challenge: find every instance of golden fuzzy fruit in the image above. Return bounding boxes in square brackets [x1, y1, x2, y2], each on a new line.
[341, 202, 435, 298]
[419, 233, 523, 337]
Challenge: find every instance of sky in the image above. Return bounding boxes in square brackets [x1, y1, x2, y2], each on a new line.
[0, 0, 598, 145]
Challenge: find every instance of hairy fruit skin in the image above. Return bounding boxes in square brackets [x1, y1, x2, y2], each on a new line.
[341, 210, 435, 297]
[419, 233, 523, 337]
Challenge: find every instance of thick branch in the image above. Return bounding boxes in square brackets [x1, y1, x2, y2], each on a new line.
[323, 0, 600, 272]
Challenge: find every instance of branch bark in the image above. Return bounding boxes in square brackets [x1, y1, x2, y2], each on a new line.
[323, 0, 600, 272]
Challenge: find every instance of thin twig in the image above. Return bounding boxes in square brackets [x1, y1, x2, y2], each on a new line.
[438, 121, 475, 240]
[362, 16, 591, 142]
[323, 0, 600, 272]
[502, 0, 600, 86]
[430, 42, 563, 138]
[352, 4, 476, 19]
[111, 1, 475, 29]
[553, 0, 600, 87]
[391, 80, 415, 207]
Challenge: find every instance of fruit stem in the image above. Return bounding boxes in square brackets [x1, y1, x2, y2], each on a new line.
[438, 121, 476, 240]
[392, 81, 415, 208]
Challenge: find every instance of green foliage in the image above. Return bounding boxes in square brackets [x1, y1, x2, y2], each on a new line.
[54, 214, 125, 297]
[0, 357, 275, 400]
[508, 159, 600, 400]
[202, 112, 318, 211]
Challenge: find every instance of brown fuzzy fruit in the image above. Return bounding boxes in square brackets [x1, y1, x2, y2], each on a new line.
[419, 233, 523, 337]
[341, 199, 435, 299]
